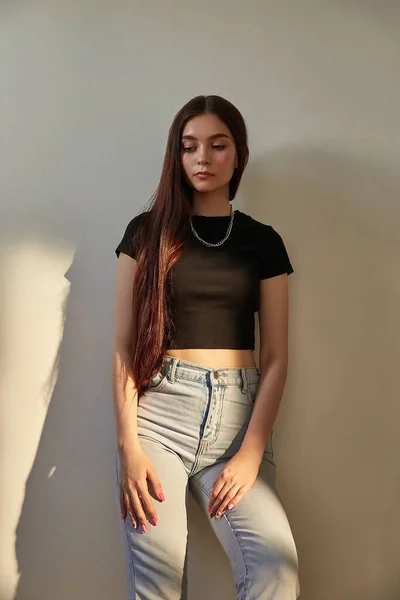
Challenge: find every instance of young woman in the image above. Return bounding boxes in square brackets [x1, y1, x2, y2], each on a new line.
[112, 95, 300, 600]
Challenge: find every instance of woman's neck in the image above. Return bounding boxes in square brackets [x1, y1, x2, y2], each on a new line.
[191, 192, 232, 217]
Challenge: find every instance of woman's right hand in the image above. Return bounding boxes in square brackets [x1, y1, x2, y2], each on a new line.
[118, 444, 165, 534]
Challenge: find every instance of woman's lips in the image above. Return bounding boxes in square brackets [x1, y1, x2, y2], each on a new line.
[194, 172, 214, 179]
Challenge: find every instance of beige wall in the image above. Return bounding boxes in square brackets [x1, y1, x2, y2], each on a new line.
[1, 1, 399, 599]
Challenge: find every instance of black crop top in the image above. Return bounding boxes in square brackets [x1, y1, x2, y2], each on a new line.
[115, 209, 294, 350]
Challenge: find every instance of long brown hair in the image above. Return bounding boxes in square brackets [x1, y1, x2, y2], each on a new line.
[130, 95, 249, 399]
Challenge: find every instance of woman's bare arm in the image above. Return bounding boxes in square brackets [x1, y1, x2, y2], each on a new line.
[112, 252, 164, 532]
[111, 252, 140, 451]
[240, 273, 290, 462]
[207, 274, 291, 518]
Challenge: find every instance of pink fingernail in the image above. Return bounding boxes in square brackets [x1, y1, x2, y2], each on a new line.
[140, 524, 147, 534]
[228, 503, 234, 510]
[159, 492, 165, 502]
[151, 517, 157, 526]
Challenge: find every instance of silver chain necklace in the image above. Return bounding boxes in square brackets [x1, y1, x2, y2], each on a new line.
[190, 207, 236, 248]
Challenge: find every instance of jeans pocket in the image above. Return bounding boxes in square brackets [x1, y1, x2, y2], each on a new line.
[148, 369, 168, 392]
[246, 382, 259, 407]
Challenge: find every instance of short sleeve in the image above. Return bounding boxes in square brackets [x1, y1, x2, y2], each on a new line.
[259, 225, 294, 279]
[115, 213, 146, 259]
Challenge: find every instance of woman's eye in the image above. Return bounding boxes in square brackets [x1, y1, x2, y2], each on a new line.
[183, 144, 225, 153]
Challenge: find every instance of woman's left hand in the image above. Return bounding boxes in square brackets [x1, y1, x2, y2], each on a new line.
[208, 449, 261, 518]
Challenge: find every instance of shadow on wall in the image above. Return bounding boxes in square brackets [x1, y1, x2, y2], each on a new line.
[13, 231, 128, 600]
[11, 214, 233, 599]
[13, 144, 400, 600]
[242, 144, 400, 600]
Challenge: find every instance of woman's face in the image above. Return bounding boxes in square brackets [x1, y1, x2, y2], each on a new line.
[181, 113, 237, 195]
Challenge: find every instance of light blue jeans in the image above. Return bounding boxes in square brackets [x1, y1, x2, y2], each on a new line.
[115, 355, 300, 600]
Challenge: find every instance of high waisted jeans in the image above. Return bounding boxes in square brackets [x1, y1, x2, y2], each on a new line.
[115, 355, 300, 600]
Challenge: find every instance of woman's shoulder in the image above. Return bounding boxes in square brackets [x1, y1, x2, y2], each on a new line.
[124, 210, 149, 231]
[115, 211, 149, 258]
[235, 209, 278, 238]
[236, 210, 294, 277]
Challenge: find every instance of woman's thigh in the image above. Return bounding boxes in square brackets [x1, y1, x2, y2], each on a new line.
[116, 438, 189, 600]
[190, 459, 300, 600]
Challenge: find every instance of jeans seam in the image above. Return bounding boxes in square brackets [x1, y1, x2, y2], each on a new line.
[205, 385, 225, 446]
[245, 388, 254, 408]
[190, 440, 206, 476]
[123, 520, 136, 599]
[115, 451, 136, 599]
[246, 382, 259, 408]
[190, 476, 250, 599]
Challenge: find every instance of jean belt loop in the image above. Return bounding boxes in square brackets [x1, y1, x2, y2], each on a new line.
[240, 368, 248, 394]
[169, 357, 178, 383]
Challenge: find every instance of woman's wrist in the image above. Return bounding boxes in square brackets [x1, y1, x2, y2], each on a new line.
[117, 435, 141, 455]
[238, 443, 264, 466]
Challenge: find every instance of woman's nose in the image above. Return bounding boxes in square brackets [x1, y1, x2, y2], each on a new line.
[197, 151, 211, 164]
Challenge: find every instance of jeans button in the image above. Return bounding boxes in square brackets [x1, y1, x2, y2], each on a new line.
[214, 370, 219, 378]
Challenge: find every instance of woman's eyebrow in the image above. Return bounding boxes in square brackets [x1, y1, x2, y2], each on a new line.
[181, 133, 230, 141]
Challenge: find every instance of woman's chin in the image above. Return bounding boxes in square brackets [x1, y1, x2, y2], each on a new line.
[191, 180, 220, 193]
